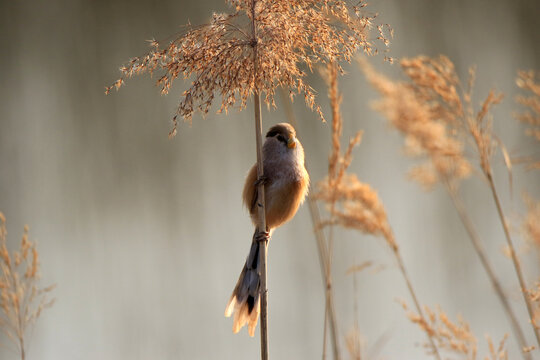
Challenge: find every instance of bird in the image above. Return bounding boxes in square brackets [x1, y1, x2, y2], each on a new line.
[224, 122, 310, 336]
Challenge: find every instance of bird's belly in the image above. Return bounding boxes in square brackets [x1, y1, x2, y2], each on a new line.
[264, 179, 305, 229]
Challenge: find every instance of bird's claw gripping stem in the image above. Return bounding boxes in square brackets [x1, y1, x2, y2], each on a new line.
[255, 230, 270, 243]
[254, 176, 268, 187]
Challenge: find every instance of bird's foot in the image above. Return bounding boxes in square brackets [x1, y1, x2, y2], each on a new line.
[255, 230, 270, 243]
[254, 176, 268, 187]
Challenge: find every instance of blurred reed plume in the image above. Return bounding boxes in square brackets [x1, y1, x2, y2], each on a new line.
[522, 194, 540, 333]
[0, 213, 55, 360]
[314, 62, 441, 359]
[360, 55, 538, 357]
[522, 194, 540, 258]
[525, 280, 540, 337]
[107, 0, 389, 137]
[345, 327, 364, 360]
[515, 70, 540, 169]
[400, 301, 510, 360]
[359, 55, 472, 191]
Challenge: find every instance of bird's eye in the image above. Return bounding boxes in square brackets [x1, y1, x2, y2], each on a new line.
[277, 135, 286, 143]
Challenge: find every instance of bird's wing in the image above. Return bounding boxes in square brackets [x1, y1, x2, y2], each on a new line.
[242, 164, 258, 215]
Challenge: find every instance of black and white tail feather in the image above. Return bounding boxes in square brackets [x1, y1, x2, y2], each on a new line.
[224, 230, 262, 336]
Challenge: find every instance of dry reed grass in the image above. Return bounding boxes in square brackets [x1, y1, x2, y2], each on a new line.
[515, 70, 540, 170]
[523, 194, 540, 338]
[314, 61, 441, 359]
[525, 280, 540, 336]
[0, 213, 55, 360]
[360, 55, 539, 358]
[345, 327, 364, 360]
[400, 301, 510, 360]
[523, 194, 540, 258]
[359, 56, 472, 191]
[107, 0, 389, 137]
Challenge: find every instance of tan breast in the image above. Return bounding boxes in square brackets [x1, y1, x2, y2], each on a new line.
[264, 176, 309, 229]
[242, 164, 309, 230]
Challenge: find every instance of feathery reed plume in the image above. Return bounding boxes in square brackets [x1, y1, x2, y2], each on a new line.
[315, 62, 441, 359]
[0, 213, 55, 360]
[522, 194, 540, 342]
[346, 328, 364, 360]
[522, 194, 540, 260]
[515, 70, 540, 170]
[359, 56, 471, 190]
[525, 280, 540, 343]
[400, 302, 510, 360]
[107, 0, 387, 137]
[360, 56, 534, 358]
[108, 2, 388, 359]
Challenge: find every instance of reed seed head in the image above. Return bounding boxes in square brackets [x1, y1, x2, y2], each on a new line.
[0, 213, 55, 357]
[515, 70, 540, 169]
[360, 55, 508, 190]
[107, 0, 389, 137]
[401, 302, 509, 360]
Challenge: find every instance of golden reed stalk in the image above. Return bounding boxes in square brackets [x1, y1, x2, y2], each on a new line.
[250, 2, 269, 359]
[446, 183, 532, 359]
[486, 174, 540, 348]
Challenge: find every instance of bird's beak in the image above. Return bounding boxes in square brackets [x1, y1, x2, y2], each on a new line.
[287, 136, 296, 149]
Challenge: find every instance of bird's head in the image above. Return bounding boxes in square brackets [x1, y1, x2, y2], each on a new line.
[265, 123, 298, 150]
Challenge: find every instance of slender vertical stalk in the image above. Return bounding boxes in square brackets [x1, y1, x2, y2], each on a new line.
[445, 182, 532, 360]
[250, 1, 269, 359]
[393, 251, 441, 360]
[352, 271, 361, 360]
[254, 91, 269, 360]
[322, 295, 329, 360]
[325, 203, 341, 360]
[325, 270, 341, 360]
[279, 89, 341, 360]
[19, 337, 25, 360]
[486, 173, 540, 348]
[314, 195, 341, 360]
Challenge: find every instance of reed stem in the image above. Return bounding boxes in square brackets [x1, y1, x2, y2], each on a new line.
[445, 182, 532, 360]
[392, 249, 442, 360]
[486, 172, 540, 349]
[254, 90, 269, 360]
[325, 203, 341, 360]
[250, 1, 268, 359]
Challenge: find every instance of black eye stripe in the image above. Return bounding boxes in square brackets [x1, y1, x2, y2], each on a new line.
[266, 130, 278, 138]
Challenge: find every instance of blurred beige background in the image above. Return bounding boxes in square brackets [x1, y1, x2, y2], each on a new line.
[0, 0, 539, 359]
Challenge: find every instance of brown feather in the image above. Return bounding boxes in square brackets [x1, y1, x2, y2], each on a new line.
[242, 165, 258, 215]
[265, 177, 308, 229]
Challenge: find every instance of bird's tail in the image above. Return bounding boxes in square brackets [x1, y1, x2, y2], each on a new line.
[224, 231, 261, 337]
